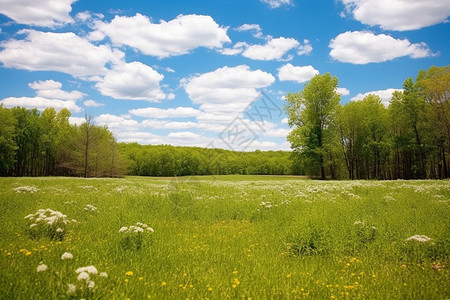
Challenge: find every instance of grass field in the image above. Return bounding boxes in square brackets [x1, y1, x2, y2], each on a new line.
[0, 176, 449, 299]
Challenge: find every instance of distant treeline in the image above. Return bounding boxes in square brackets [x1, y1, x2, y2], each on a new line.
[120, 143, 299, 176]
[285, 65, 450, 180]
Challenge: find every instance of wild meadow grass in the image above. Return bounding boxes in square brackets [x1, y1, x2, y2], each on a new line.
[0, 176, 449, 299]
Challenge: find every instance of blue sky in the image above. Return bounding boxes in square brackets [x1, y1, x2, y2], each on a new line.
[0, 0, 449, 151]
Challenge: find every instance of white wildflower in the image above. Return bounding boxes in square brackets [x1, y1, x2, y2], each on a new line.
[67, 284, 76, 295]
[36, 263, 48, 272]
[147, 227, 154, 233]
[119, 226, 128, 233]
[61, 252, 73, 260]
[353, 221, 364, 226]
[405, 235, 432, 243]
[84, 204, 98, 212]
[56, 228, 64, 233]
[76, 265, 98, 275]
[77, 271, 90, 281]
[87, 281, 95, 290]
[99, 272, 108, 278]
[29, 223, 37, 228]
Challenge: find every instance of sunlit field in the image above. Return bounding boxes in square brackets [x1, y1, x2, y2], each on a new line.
[0, 176, 449, 299]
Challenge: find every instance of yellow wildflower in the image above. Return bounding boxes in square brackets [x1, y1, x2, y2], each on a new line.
[161, 282, 167, 287]
[125, 271, 134, 276]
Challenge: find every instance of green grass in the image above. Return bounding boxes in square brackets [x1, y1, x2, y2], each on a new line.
[0, 176, 449, 299]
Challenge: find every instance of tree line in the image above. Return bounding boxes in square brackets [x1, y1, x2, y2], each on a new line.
[285, 65, 450, 179]
[0, 107, 126, 177]
[120, 143, 298, 176]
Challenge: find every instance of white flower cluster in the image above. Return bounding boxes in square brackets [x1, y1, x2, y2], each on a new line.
[36, 263, 48, 272]
[25, 209, 76, 239]
[84, 204, 98, 212]
[119, 222, 154, 234]
[65, 265, 108, 295]
[405, 235, 432, 243]
[13, 186, 39, 193]
[260, 201, 277, 209]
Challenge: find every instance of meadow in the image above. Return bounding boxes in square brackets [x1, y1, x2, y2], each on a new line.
[0, 176, 449, 299]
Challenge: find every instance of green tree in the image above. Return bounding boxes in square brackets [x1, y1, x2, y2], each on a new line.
[0, 105, 17, 175]
[284, 73, 341, 179]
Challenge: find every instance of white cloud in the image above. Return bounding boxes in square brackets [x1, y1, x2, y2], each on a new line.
[341, 0, 450, 31]
[351, 88, 403, 106]
[297, 39, 313, 55]
[278, 64, 319, 83]
[0, 0, 76, 27]
[242, 37, 300, 61]
[0, 80, 82, 112]
[329, 31, 433, 64]
[281, 117, 289, 124]
[168, 131, 201, 139]
[91, 13, 230, 58]
[94, 114, 139, 129]
[95, 61, 166, 101]
[261, 0, 294, 9]
[0, 30, 124, 79]
[130, 107, 201, 118]
[0, 96, 82, 112]
[235, 23, 263, 38]
[336, 87, 350, 96]
[183, 65, 275, 114]
[83, 100, 104, 107]
[29, 80, 84, 100]
[69, 117, 86, 126]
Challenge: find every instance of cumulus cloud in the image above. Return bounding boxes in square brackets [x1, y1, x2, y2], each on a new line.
[130, 106, 201, 118]
[0, 0, 76, 27]
[83, 100, 104, 107]
[95, 61, 166, 101]
[91, 13, 230, 58]
[336, 87, 350, 96]
[329, 31, 433, 64]
[94, 114, 139, 130]
[341, 0, 450, 31]
[183, 65, 275, 114]
[0, 80, 82, 112]
[351, 88, 403, 106]
[235, 23, 263, 38]
[278, 64, 319, 83]
[261, 0, 294, 9]
[242, 37, 300, 61]
[0, 30, 124, 79]
[297, 39, 313, 55]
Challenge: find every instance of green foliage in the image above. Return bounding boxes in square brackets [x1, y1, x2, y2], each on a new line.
[0, 108, 126, 177]
[285, 65, 450, 179]
[120, 143, 297, 176]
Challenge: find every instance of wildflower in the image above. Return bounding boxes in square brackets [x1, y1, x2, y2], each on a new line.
[87, 281, 95, 289]
[119, 226, 128, 233]
[36, 263, 48, 272]
[67, 284, 76, 295]
[61, 252, 73, 260]
[161, 282, 167, 287]
[100, 272, 108, 278]
[125, 271, 134, 276]
[84, 204, 98, 212]
[76, 265, 98, 275]
[56, 228, 64, 233]
[29, 223, 37, 228]
[77, 272, 90, 281]
[405, 235, 432, 243]
[25, 251, 32, 256]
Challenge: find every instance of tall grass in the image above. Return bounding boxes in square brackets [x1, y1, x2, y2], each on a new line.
[0, 176, 448, 299]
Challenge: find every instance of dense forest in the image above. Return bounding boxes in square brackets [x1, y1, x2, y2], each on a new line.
[0, 108, 126, 177]
[285, 65, 450, 179]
